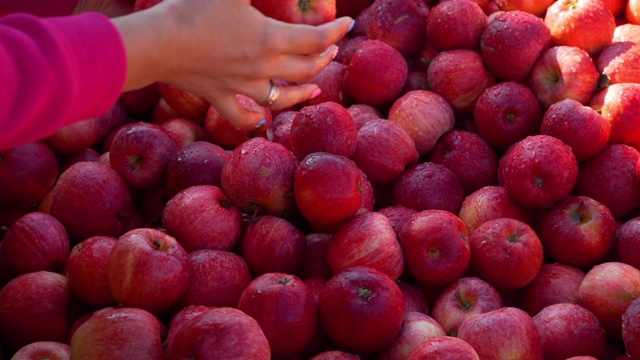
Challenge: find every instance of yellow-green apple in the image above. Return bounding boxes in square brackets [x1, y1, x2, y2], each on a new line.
[221, 137, 297, 216]
[377, 205, 417, 237]
[349, 119, 419, 186]
[301, 233, 333, 280]
[344, 39, 408, 107]
[393, 162, 465, 214]
[290, 101, 358, 160]
[327, 211, 404, 280]
[458, 185, 531, 234]
[616, 217, 640, 270]
[623, 297, 640, 359]
[164, 305, 214, 356]
[158, 82, 209, 120]
[597, 41, 640, 86]
[407, 336, 480, 360]
[363, 0, 430, 57]
[388, 89, 456, 156]
[376, 311, 447, 360]
[251, 0, 336, 25]
[179, 249, 252, 308]
[544, 0, 616, 56]
[498, 135, 578, 209]
[167, 307, 270, 360]
[529, 46, 600, 108]
[64, 236, 117, 309]
[294, 152, 363, 230]
[428, 129, 498, 195]
[107, 228, 191, 314]
[50, 161, 135, 241]
[109, 121, 177, 189]
[540, 98, 611, 161]
[469, 218, 544, 290]
[479, 10, 551, 81]
[517, 263, 586, 316]
[426, 0, 487, 50]
[317, 266, 405, 355]
[578, 262, 640, 342]
[426, 49, 495, 114]
[398, 209, 471, 287]
[0, 271, 71, 351]
[160, 117, 205, 149]
[457, 307, 544, 360]
[238, 273, 317, 359]
[0, 141, 57, 209]
[10, 341, 71, 360]
[165, 141, 229, 198]
[532, 303, 606, 360]
[301, 61, 349, 107]
[70, 307, 164, 360]
[589, 83, 640, 149]
[614, 23, 640, 42]
[431, 276, 504, 336]
[162, 185, 242, 251]
[492, 0, 553, 16]
[240, 215, 306, 275]
[538, 196, 616, 268]
[574, 144, 640, 219]
[0, 212, 69, 275]
[204, 95, 272, 150]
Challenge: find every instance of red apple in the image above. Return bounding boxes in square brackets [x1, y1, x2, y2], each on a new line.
[180, 249, 252, 308]
[160, 117, 206, 149]
[377, 311, 447, 360]
[11, 341, 71, 360]
[238, 273, 317, 359]
[158, 82, 209, 120]
[65, 236, 117, 309]
[119, 82, 161, 117]
[251, 0, 336, 25]
[533, 303, 607, 360]
[469, 218, 544, 290]
[458, 185, 531, 233]
[613, 23, 640, 43]
[517, 262, 586, 316]
[70, 307, 164, 360]
[162, 185, 242, 252]
[347, 103, 383, 129]
[473, 81, 542, 150]
[597, 41, 640, 87]
[164, 140, 229, 198]
[427, 0, 487, 51]
[544, 0, 616, 56]
[479, 10, 551, 81]
[457, 307, 544, 360]
[58, 147, 101, 173]
[377, 205, 417, 238]
[492, 0, 554, 16]
[402, 70, 429, 94]
[589, 83, 640, 149]
[309, 350, 361, 360]
[301, 61, 349, 107]
[336, 0, 371, 17]
[629, 0, 640, 24]
[406, 336, 480, 360]
[107, 228, 191, 314]
[134, 0, 163, 11]
[616, 217, 640, 270]
[151, 97, 182, 124]
[164, 305, 214, 356]
[318, 266, 405, 355]
[270, 110, 296, 152]
[398, 209, 471, 287]
[622, 297, 640, 359]
[301, 233, 333, 280]
[393, 162, 465, 214]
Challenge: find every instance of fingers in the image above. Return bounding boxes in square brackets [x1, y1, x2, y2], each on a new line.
[270, 83, 320, 110]
[266, 16, 354, 55]
[208, 94, 265, 129]
[268, 45, 339, 84]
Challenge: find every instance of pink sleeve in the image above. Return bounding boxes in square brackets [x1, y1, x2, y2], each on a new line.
[0, 0, 78, 17]
[0, 12, 127, 151]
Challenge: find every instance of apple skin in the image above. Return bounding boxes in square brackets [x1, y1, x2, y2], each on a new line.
[493, 0, 554, 16]
[107, 228, 192, 314]
[180, 249, 252, 308]
[58, 147, 101, 173]
[532, 303, 606, 360]
[158, 82, 209, 120]
[301, 61, 349, 107]
[309, 350, 361, 360]
[517, 262, 586, 317]
[0, 141, 58, 209]
[301, 233, 333, 280]
[479, 10, 551, 82]
[614, 23, 640, 43]
[406, 336, 480, 360]
[151, 97, 182, 124]
[458, 185, 531, 233]
[616, 217, 640, 270]
[377, 205, 417, 238]
[544, 0, 616, 56]
[426, 0, 487, 51]
[271, 110, 297, 152]
[165, 140, 230, 198]
[589, 83, 640, 149]
[393, 162, 465, 214]
[164, 305, 214, 356]
[469, 218, 544, 291]
[327, 211, 405, 281]
[376, 311, 447, 360]
[364, 0, 430, 57]
[162, 185, 242, 252]
[0, 271, 71, 351]
[134, 0, 163, 11]
[540, 98, 611, 161]
[336, 0, 371, 17]
[160, 117, 206, 149]
[317, 266, 405, 355]
[529, 45, 600, 109]
[50, 161, 135, 241]
[431, 276, 504, 336]
[577, 261, 640, 342]
[167, 307, 271, 360]
[597, 41, 640, 86]
[622, 297, 640, 359]
[426, 49, 495, 114]
[119, 82, 161, 117]
[70, 307, 164, 360]
[251, 0, 336, 25]
[457, 307, 544, 360]
[398, 209, 471, 287]
[498, 135, 579, 209]
[237, 273, 317, 359]
[538, 196, 616, 268]
[0, 212, 69, 275]
[221, 137, 298, 217]
[10, 341, 71, 360]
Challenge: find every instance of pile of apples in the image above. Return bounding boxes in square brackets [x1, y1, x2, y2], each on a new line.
[3, 0, 640, 358]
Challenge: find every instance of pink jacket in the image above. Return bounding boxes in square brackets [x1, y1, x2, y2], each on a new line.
[0, 0, 126, 150]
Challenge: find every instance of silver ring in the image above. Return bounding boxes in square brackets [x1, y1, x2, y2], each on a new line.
[261, 79, 280, 107]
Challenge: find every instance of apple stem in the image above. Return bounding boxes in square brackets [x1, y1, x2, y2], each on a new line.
[455, 291, 471, 311]
[508, 234, 519, 243]
[358, 287, 374, 301]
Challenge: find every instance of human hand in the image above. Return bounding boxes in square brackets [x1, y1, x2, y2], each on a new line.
[113, 0, 353, 128]
[73, 0, 134, 17]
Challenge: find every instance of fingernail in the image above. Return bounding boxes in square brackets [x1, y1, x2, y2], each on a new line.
[321, 45, 337, 58]
[310, 88, 322, 99]
[348, 20, 356, 32]
[332, 46, 339, 59]
[255, 119, 266, 128]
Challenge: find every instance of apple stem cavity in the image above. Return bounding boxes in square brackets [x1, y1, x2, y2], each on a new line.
[278, 277, 292, 286]
[358, 287, 374, 301]
[218, 199, 230, 209]
[127, 155, 143, 170]
[429, 246, 440, 259]
[455, 291, 472, 311]
[298, 0, 311, 12]
[508, 234, 519, 243]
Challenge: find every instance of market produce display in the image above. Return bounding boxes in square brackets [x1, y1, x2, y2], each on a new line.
[2, 0, 640, 358]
